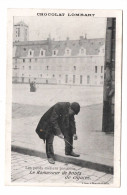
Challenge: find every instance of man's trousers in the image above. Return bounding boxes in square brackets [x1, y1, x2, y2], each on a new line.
[46, 132, 73, 158]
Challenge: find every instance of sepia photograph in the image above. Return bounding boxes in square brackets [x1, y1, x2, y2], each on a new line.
[5, 9, 122, 187]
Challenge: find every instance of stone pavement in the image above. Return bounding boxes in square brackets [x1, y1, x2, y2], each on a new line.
[11, 151, 113, 185]
[12, 103, 114, 174]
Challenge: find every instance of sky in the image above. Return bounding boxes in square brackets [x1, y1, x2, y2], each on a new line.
[14, 16, 107, 41]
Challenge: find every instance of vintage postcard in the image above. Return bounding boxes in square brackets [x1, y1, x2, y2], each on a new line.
[5, 9, 122, 187]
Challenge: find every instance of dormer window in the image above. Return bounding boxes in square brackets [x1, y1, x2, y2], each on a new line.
[67, 50, 69, 54]
[52, 49, 58, 56]
[81, 49, 84, 54]
[40, 49, 45, 57]
[28, 49, 34, 57]
[79, 47, 86, 55]
[65, 48, 71, 56]
[99, 45, 105, 55]
[74, 66, 76, 70]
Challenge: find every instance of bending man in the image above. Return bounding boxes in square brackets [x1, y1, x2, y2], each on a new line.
[35, 102, 80, 164]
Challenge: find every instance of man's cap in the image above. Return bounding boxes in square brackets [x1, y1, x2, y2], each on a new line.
[71, 102, 80, 115]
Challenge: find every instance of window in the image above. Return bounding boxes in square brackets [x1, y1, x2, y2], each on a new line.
[28, 50, 34, 57]
[100, 76, 103, 85]
[87, 75, 90, 84]
[65, 75, 68, 83]
[40, 74, 42, 77]
[22, 74, 24, 76]
[81, 49, 84, 54]
[53, 74, 55, 77]
[17, 28, 20, 37]
[59, 74, 61, 77]
[80, 48, 86, 55]
[35, 58, 37, 62]
[80, 75, 83, 84]
[46, 66, 49, 70]
[23, 59, 25, 63]
[74, 66, 76, 70]
[29, 66, 31, 70]
[67, 50, 69, 54]
[24, 48, 26, 51]
[95, 66, 97, 73]
[101, 66, 103, 73]
[40, 49, 45, 57]
[22, 66, 24, 70]
[52, 50, 58, 56]
[29, 59, 31, 62]
[65, 48, 71, 56]
[73, 75, 75, 84]
[99, 47, 105, 55]
[15, 59, 17, 63]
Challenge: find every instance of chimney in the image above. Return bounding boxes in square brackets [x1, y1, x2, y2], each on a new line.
[47, 34, 52, 53]
[79, 36, 84, 45]
[66, 37, 69, 41]
[47, 33, 51, 41]
[80, 36, 84, 40]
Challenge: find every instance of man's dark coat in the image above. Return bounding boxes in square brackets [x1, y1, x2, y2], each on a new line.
[35, 102, 76, 142]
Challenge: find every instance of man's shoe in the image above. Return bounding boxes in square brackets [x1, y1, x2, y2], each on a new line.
[65, 151, 80, 157]
[48, 158, 55, 164]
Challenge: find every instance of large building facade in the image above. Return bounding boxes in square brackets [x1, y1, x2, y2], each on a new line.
[13, 22, 105, 86]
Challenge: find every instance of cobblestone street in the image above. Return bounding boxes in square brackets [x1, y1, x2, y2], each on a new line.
[11, 152, 113, 185]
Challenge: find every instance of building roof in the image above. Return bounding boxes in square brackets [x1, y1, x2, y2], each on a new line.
[14, 21, 28, 27]
[14, 37, 105, 57]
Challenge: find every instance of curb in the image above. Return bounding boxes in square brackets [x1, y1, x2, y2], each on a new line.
[11, 145, 113, 175]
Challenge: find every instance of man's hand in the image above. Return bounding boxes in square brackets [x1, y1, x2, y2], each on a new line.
[58, 134, 64, 139]
[73, 134, 78, 140]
